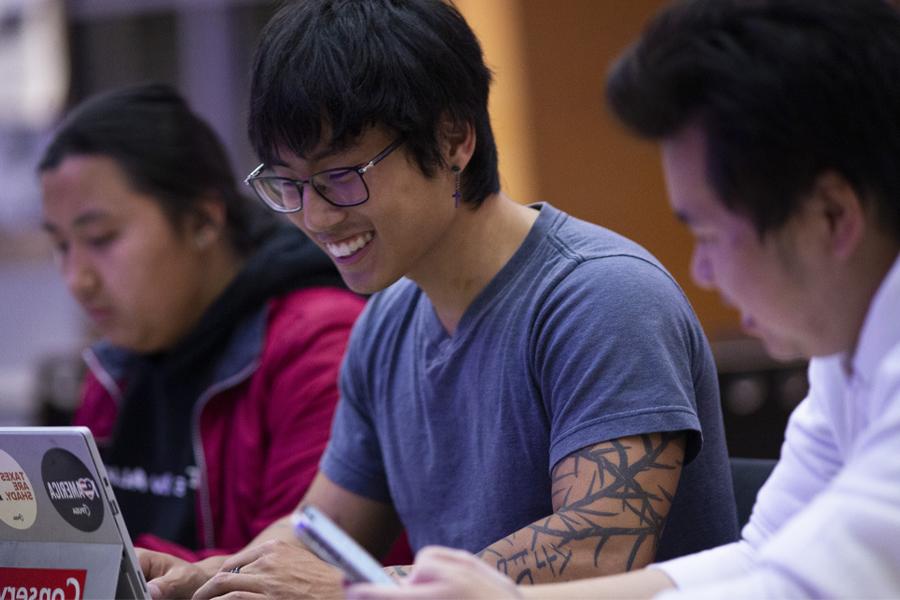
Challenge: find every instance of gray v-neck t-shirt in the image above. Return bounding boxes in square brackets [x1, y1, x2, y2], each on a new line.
[321, 202, 738, 560]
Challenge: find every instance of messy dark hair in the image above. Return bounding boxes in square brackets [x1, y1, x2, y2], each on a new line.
[39, 83, 255, 253]
[607, 0, 900, 239]
[248, 0, 500, 207]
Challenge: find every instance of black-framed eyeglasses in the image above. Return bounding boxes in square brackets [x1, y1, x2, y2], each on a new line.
[243, 139, 403, 213]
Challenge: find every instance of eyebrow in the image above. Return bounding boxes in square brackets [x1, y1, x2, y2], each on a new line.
[42, 210, 113, 234]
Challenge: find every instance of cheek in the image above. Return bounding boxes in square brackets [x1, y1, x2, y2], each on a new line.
[715, 253, 757, 298]
[103, 261, 165, 335]
[107, 239, 190, 310]
[120, 258, 202, 349]
[715, 233, 758, 283]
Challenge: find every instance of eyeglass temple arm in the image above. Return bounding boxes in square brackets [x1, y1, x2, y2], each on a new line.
[244, 163, 265, 184]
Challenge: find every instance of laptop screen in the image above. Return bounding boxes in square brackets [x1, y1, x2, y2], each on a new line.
[0, 427, 149, 599]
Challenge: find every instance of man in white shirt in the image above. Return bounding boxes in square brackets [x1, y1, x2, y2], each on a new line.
[346, 0, 900, 598]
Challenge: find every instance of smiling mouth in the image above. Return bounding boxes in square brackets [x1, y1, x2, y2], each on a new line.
[324, 232, 374, 258]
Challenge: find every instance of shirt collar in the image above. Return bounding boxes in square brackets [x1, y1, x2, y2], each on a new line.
[850, 252, 900, 384]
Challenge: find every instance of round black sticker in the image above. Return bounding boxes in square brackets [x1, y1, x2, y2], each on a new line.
[41, 448, 104, 532]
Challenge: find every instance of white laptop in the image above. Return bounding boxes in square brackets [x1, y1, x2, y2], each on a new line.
[0, 426, 150, 599]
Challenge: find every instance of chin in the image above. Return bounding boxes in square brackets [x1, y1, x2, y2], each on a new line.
[341, 275, 378, 295]
[340, 268, 399, 296]
[759, 337, 808, 363]
[106, 332, 162, 354]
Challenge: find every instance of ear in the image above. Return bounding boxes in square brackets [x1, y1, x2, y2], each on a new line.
[438, 114, 476, 170]
[810, 171, 865, 260]
[188, 195, 228, 250]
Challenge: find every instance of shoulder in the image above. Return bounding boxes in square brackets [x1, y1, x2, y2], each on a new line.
[269, 286, 365, 329]
[527, 219, 708, 369]
[539, 204, 658, 262]
[541, 251, 695, 334]
[534, 204, 688, 305]
[261, 286, 365, 361]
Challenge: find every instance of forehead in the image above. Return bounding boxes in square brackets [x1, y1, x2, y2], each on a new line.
[43, 154, 127, 188]
[40, 155, 160, 227]
[270, 143, 335, 170]
[42, 155, 130, 209]
[268, 126, 390, 168]
[660, 125, 732, 226]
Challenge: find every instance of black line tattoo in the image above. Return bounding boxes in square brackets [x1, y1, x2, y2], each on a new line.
[477, 432, 684, 584]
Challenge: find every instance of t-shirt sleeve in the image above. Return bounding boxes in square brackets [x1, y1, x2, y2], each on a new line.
[319, 300, 393, 503]
[534, 255, 706, 470]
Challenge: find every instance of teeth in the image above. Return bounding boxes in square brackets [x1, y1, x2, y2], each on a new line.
[325, 232, 373, 258]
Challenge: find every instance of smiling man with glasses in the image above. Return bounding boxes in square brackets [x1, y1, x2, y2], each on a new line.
[140, 1, 738, 598]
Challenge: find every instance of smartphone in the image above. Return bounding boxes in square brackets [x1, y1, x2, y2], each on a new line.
[292, 505, 398, 586]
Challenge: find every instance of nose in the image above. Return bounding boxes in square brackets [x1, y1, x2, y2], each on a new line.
[62, 247, 100, 300]
[690, 245, 715, 290]
[292, 186, 348, 233]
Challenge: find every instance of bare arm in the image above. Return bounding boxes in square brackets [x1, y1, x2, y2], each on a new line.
[147, 473, 402, 599]
[477, 432, 685, 584]
[239, 471, 404, 555]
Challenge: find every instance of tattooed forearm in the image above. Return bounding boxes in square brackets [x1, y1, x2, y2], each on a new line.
[478, 432, 685, 584]
[478, 541, 571, 584]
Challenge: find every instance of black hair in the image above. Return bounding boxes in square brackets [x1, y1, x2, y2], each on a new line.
[38, 83, 256, 254]
[606, 0, 900, 239]
[248, 0, 499, 207]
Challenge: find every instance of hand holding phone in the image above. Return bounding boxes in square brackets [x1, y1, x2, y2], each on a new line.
[293, 505, 398, 586]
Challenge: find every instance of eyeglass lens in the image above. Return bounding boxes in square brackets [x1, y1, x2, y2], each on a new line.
[252, 167, 367, 210]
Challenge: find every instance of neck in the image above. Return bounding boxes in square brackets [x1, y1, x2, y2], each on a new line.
[179, 241, 245, 338]
[408, 193, 538, 334]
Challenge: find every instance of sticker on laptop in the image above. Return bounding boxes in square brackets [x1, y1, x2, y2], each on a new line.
[41, 448, 104, 532]
[0, 449, 37, 530]
[0, 567, 87, 600]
